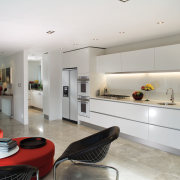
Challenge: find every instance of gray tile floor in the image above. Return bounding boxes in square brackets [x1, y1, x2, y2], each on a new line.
[1, 109, 180, 180]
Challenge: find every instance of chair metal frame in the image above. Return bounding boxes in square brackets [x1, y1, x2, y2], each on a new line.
[53, 159, 119, 180]
[53, 126, 120, 180]
[0, 165, 39, 180]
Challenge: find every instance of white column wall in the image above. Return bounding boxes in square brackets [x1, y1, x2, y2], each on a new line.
[42, 51, 63, 120]
[2, 51, 28, 124]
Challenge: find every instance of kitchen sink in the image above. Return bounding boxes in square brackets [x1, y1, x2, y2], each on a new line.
[158, 102, 176, 105]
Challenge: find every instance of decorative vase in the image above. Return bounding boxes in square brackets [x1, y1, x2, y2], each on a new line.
[145, 90, 150, 101]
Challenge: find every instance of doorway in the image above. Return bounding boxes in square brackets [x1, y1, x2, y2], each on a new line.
[28, 57, 43, 120]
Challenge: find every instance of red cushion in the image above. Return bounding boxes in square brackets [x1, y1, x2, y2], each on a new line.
[0, 129, 3, 138]
[0, 137, 55, 178]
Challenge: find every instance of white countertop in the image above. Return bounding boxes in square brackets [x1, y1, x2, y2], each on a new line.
[91, 96, 180, 110]
[0, 95, 13, 100]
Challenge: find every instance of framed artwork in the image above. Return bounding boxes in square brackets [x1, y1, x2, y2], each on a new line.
[0, 69, 2, 82]
[6, 67, 10, 83]
[2, 69, 6, 82]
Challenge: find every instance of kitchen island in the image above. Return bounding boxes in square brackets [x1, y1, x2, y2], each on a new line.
[80, 96, 180, 155]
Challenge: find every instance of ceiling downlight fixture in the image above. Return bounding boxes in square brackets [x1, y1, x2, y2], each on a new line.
[119, 32, 125, 34]
[46, 30, 55, 34]
[119, 0, 130, 2]
[157, 21, 165, 25]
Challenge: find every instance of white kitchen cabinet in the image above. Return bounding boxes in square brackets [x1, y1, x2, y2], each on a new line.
[90, 112, 149, 139]
[96, 53, 122, 73]
[149, 107, 180, 130]
[149, 125, 180, 149]
[154, 44, 180, 71]
[90, 99, 148, 123]
[31, 90, 43, 109]
[121, 48, 154, 72]
[62, 49, 89, 76]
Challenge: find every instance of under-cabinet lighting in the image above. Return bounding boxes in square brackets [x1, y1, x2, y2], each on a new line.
[105, 71, 180, 75]
[106, 73, 146, 78]
[147, 72, 180, 77]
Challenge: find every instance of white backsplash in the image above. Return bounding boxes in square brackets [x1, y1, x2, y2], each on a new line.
[105, 72, 180, 102]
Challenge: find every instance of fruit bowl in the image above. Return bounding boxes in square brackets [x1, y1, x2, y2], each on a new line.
[132, 91, 144, 100]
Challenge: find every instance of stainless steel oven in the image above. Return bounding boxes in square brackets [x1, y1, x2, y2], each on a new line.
[77, 76, 90, 96]
[78, 96, 90, 117]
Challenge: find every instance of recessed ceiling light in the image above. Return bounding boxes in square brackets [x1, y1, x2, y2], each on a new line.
[119, 0, 130, 2]
[46, 30, 55, 34]
[93, 38, 99, 41]
[119, 32, 125, 34]
[157, 21, 165, 24]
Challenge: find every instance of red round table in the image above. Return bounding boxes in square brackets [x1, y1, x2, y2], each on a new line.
[0, 137, 55, 178]
[0, 129, 3, 138]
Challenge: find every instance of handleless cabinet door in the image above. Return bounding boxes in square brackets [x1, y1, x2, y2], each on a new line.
[154, 44, 180, 71]
[149, 107, 180, 130]
[96, 53, 122, 73]
[149, 125, 180, 149]
[90, 112, 148, 140]
[90, 99, 149, 123]
[122, 48, 154, 72]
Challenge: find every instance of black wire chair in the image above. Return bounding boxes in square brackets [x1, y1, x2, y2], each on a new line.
[54, 126, 120, 180]
[0, 165, 39, 180]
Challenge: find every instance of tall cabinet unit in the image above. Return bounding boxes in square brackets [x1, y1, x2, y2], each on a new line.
[63, 48, 90, 76]
[62, 47, 105, 123]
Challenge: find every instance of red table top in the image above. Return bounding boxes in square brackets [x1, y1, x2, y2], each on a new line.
[0, 137, 55, 167]
[0, 129, 3, 138]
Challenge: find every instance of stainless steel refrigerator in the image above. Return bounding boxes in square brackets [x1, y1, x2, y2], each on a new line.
[62, 68, 78, 123]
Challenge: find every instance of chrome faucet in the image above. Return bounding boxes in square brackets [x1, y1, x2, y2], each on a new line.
[166, 88, 175, 103]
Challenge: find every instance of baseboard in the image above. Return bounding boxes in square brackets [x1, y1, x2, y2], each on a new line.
[62, 118, 78, 124]
[29, 106, 43, 112]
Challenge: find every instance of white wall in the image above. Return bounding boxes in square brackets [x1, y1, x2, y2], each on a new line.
[28, 61, 41, 82]
[0, 51, 28, 124]
[42, 51, 63, 120]
[106, 72, 180, 102]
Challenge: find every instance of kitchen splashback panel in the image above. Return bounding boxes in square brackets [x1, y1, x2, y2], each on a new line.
[106, 72, 180, 102]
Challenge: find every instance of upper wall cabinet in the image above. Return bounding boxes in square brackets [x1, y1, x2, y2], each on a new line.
[121, 48, 155, 72]
[62, 49, 89, 76]
[154, 44, 180, 71]
[96, 53, 122, 73]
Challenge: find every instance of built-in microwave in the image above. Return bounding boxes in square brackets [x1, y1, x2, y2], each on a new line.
[78, 96, 90, 117]
[77, 76, 90, 96]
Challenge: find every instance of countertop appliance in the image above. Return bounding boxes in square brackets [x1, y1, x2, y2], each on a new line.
[62, 68, 78, 123]
[98, 94, 130, 100]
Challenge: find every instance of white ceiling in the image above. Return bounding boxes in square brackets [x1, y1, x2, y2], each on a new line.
[0, 0, 180, 56]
